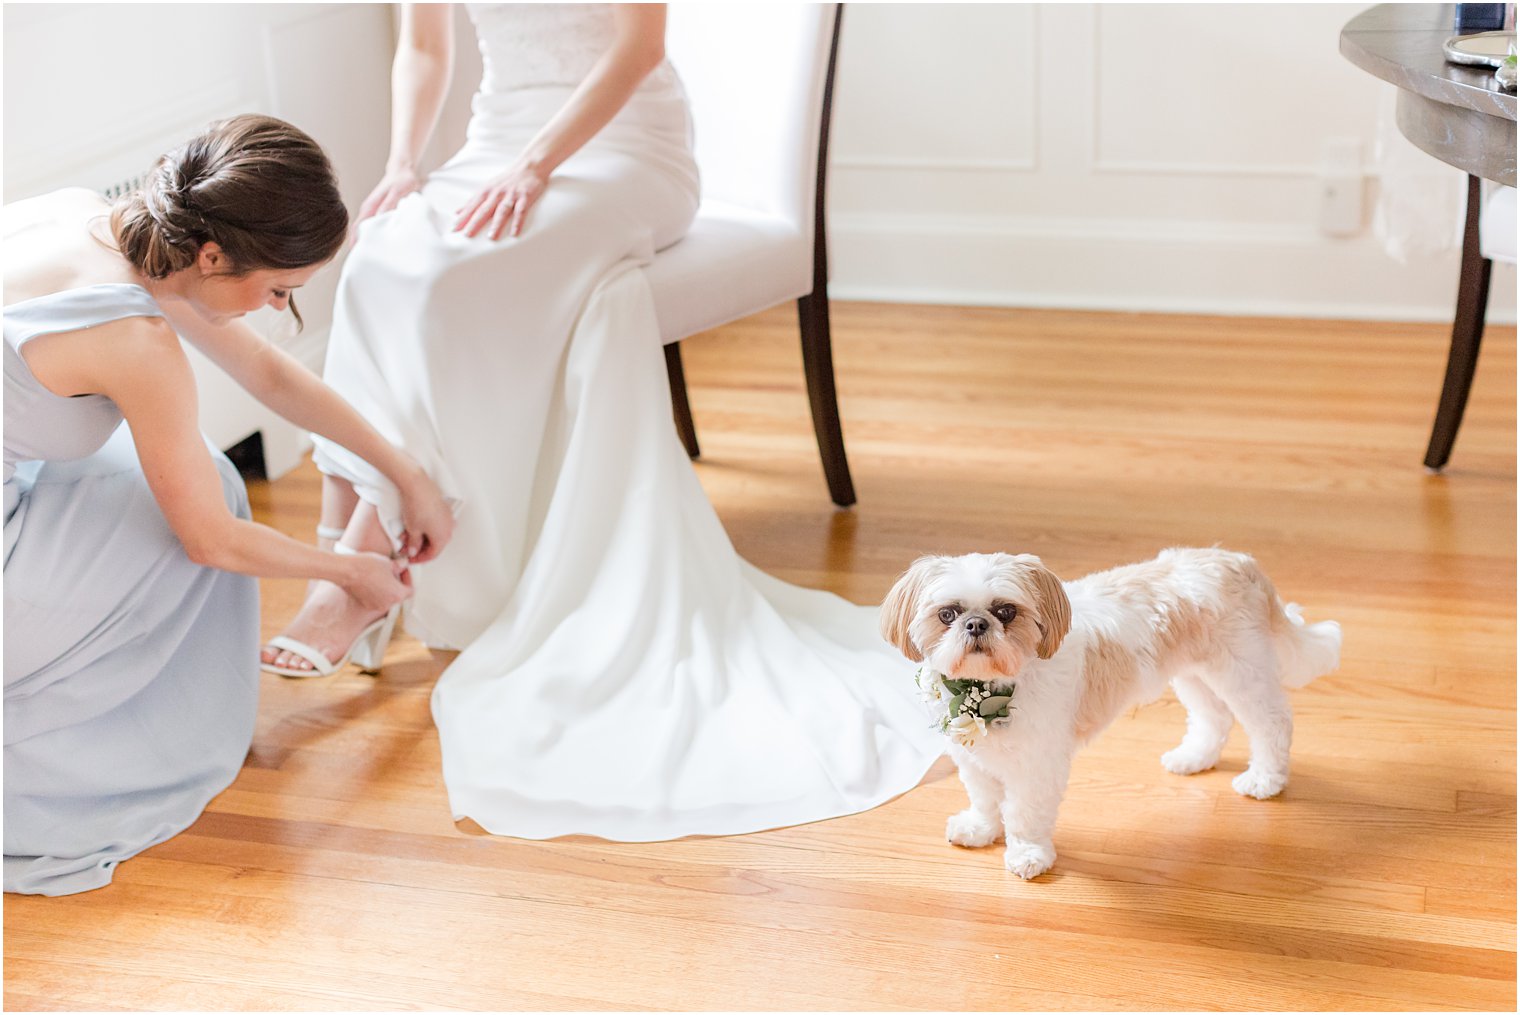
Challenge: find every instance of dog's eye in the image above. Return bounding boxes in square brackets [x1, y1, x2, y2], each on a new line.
[937, 607, 960, 625]
[992, 604, 1017, 624]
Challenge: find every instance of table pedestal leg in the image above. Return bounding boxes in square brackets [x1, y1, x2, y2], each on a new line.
[1424, 173, 1492, 472]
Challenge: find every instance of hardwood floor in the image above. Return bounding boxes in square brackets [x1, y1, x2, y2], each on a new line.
[5, 303, 1515, 1011]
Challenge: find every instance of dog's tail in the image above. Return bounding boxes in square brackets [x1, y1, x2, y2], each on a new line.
[1273, 601, 1342, 688]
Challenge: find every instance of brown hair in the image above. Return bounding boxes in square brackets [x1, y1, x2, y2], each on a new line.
[110, 114, 347, 326]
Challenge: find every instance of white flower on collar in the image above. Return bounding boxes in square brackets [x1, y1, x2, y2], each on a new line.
[948, 712, 989, 748]
[915, 667, 945, 704]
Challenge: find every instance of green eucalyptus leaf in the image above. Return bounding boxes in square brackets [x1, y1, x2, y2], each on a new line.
[979, 695, 1012, 717]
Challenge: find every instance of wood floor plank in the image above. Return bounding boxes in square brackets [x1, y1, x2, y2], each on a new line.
[6, 304, 1513, 1010]
[13, 849, 1511, 1011]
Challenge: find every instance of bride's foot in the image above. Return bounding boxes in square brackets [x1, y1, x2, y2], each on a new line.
[261, 580, 391, 675]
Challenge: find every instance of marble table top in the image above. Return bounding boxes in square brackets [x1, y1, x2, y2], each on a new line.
[1341, 3, 1516, 185]
[1340, 3, 1515, 119]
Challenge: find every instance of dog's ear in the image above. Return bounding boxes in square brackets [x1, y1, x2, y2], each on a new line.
[1012, 555, 1071, 659]
[879, 556, 940, 662]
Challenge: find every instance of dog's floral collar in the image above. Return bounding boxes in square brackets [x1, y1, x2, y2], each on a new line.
[915, 666, 1015, 748]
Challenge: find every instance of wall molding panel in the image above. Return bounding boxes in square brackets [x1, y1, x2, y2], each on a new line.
[833, 156, 1039, 174]
[832, 4, 1040, 178]
[827, 2, 1514, 322]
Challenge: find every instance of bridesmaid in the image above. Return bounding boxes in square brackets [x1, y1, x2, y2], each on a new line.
[3, 114, 454, 895]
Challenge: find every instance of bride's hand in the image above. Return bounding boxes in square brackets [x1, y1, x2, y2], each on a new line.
[357, 165, 425, 224]
[453, 161, 550, 240]
[396, 468, 455, 565]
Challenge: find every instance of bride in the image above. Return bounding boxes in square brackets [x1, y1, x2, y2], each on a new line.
[263, 2, 941, 840]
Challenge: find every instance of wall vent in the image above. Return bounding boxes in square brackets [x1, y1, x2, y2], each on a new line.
[99, 174, 145, 201]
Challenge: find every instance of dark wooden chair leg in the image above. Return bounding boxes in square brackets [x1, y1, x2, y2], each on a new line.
[1424, 174, 1492, 472]
[798, 291, 855, 507]
[796, 3, 855, 509]
[663, 342, 700, 459]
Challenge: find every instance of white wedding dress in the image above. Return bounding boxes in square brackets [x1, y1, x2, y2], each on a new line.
[313, 3, 941, 840]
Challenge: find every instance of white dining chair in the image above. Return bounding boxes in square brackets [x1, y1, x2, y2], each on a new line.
[648, 2, 855, 506]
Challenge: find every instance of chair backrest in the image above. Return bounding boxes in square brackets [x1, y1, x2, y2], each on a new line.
[1480, 185, 1516, 265]
[665, 3, 837, 229]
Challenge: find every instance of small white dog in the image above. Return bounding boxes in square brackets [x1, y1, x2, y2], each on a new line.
[880, 548, 1341, 879]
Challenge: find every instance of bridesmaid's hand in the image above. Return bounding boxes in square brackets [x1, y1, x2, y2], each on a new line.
[397, 468, 455, 565]
[342, 551, 413, 615]
[453, 161, 550, 240]
[357, 165, 425, 225]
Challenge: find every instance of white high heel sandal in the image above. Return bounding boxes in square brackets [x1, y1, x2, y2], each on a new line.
[260, 543, 402, 679]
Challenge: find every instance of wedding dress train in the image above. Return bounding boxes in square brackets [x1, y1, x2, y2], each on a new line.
[313, 3, 941, 840]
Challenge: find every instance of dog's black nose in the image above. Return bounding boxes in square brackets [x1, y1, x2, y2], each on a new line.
[964, 616, 989, 637]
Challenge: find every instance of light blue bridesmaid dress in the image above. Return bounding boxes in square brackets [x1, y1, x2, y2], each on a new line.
[4, 283, 260, 896]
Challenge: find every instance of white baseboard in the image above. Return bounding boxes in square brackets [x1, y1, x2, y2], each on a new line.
[830, 213, 1518, 325]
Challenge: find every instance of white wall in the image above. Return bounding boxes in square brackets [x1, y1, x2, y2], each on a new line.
[3, 3, 395, 469]
[5, 2, 1513, 337]
[2, 2, 395, 369]
[826, 3, 1515, 322]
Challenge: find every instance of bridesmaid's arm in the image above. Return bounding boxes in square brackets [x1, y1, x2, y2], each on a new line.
[454, 4, 668, 239]
[169, 310, 453, 562]
[37, 318, 412, 612]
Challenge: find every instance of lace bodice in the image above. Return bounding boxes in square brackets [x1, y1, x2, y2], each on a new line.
[458, 3, 691, 153]
[467, 3, 668, 94]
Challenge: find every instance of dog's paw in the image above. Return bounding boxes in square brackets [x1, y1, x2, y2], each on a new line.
[1232, 766, 1287, 799]
[1160, 744, 1219, 776]
[946, 809, 1003, 848]
[1003, 840, 1055, 880]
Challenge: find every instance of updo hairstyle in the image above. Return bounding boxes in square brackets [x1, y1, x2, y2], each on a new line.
[110, 114, 348, 326]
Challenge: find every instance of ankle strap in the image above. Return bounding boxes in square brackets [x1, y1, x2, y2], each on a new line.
[335, 543, 403, 560]
[317, 525, 346, 542]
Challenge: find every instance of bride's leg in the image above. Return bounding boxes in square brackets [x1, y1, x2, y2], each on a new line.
[317, 476, 361, 552]
[261, 500, 396, 673]
[310, 476, 360, 604]
[337, 500, 393, 555]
